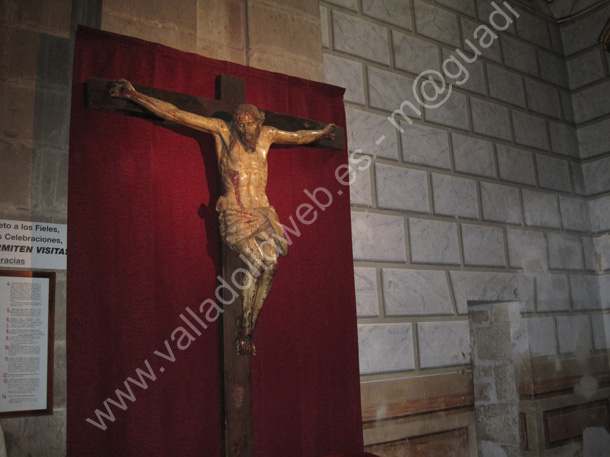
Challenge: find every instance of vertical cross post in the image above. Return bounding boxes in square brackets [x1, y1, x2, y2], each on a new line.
[221, 250, 253, 457]
[215, 75, 254, 457]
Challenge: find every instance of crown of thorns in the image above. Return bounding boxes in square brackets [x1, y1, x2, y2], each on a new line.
[233, 104, 265, 123]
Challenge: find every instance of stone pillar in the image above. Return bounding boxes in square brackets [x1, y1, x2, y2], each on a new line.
[0, 0, 73, 454]
[468, 301, 523, 457]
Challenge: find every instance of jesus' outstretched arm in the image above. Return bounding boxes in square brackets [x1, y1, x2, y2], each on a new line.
[269, 124, 335, 145]
[107, 79, 224, 135]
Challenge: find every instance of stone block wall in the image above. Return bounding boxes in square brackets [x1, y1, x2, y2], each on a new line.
[562, 7, 610, 315]
[321, 0, 610, 453]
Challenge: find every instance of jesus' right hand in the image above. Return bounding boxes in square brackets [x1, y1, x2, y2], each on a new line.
[107, 79, 135, 98]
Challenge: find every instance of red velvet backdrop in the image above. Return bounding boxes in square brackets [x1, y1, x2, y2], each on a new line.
[68, 27, 363, 457]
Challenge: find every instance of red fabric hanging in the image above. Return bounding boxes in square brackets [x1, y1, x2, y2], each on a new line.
[68, 27, 363, 457]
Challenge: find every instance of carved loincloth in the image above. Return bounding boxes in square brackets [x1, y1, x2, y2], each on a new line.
[216, 196, 288, 256]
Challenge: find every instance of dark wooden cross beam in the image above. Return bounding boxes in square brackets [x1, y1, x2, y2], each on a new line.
[86, 75, 344, 457]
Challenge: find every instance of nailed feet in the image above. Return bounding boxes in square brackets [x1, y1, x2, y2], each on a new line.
[235, 316, 256, 356]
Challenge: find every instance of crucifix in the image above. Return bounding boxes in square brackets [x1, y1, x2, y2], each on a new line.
[85, 75, 345, 457]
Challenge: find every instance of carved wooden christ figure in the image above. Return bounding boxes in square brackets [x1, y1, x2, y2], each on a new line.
[107, 80, 334, 356]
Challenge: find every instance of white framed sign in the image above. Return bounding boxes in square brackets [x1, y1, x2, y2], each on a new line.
[0, 270, 54, 416]
[0, 220, 67, 270]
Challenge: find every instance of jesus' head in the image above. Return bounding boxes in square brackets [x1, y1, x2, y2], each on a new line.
[232, 104, 265, 152]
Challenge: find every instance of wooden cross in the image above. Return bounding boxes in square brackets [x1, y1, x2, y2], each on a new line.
[85, 75, 345, 457]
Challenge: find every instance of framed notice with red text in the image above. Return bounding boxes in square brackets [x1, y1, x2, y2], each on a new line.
[0, 270, 54, 416]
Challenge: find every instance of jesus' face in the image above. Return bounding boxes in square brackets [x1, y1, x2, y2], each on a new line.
[235, 112, 261, 152]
